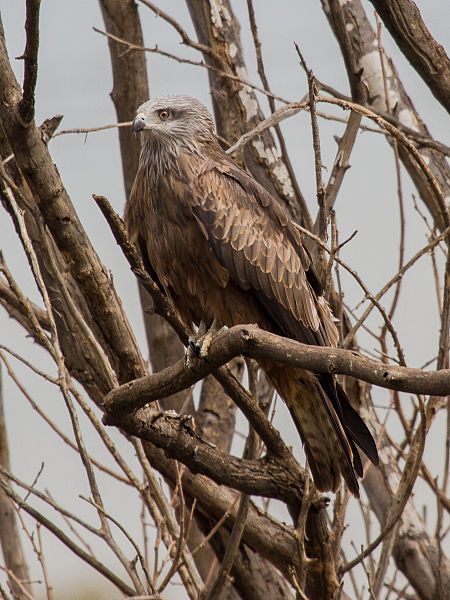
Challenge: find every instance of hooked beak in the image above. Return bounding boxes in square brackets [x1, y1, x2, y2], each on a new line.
[132, 115, 145, 133]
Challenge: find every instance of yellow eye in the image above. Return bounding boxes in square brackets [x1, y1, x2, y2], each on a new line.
[159, 109, 170, 121]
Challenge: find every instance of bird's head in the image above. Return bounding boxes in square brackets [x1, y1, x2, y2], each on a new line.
[132, 95, 216, 147]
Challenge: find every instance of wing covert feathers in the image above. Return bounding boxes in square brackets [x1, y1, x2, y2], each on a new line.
[194, 166, 328, 340]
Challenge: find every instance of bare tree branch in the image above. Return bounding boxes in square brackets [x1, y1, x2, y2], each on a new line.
[104, 325, 450, 421]
[0, 22, 145, 385]
[0, 476, 136, 597]
[0, 365, 32, 600]
[322, 0, 450, 237]
[368, 0, 450, 114]
[17, 0, 41, 123]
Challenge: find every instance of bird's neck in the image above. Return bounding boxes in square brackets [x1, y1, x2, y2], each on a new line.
[138, 134, 182, 183]
[138, 133, 218, 184]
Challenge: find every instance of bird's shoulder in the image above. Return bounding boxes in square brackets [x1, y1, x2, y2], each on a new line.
[194, 150, 323, 295]
[189, 149, 339, 343]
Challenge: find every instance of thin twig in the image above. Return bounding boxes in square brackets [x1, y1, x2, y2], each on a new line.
[226, 94, 448, 227]
[93, 27, 291, 106]
[53, 122, 131, 138]
[317, 95, 448, 226]
[295, 45, 326, 239]
[342, 226, 449, 348]
[376, 14, 407, 368]
[0, 350, 129, 486]
[342, 395, 427, 574]
[0, 476, 134, 595]
[35, 524, 53, 600]
[2, 181, 145, 593]
[0, 566, 35, 600]
[131, 439, 203, 595]
[246, 3, 307, 218]
[292, 221, 406, 364]
[227, 101, 308, 155]
[136, 0, 224, 66]
[80, 495, 152, 590]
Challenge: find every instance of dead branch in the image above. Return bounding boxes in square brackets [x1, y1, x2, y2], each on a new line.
[323, 0, 450, 238]
[137, 0, 224, 66]
[368, 0, 450, 114]
[318, 0, 364, 223]
[0, 366, 32, 600]
[53, 122, 130, 137]
[0, 26, 145, 384]
[246, 0, 304, 209]
[0, 476, 135, 596]
[17, 0, 41, 123]
[295, 46, 326, 240]
[93, 26, 291, 105]
[343, 226, 449, 347]
[343, 396, 427, 574]
[104, 325, 450, 422]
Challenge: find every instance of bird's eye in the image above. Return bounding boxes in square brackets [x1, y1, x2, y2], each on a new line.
[158, 109, 170, 121]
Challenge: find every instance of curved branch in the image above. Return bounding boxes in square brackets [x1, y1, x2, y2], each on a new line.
[114, 408, 304, 509]
[104, 325, 450, 420]
[228, 95, 448, 227]
[137, 0, 224, 65]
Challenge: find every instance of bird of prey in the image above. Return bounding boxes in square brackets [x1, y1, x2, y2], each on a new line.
[126, 95, 378, 496]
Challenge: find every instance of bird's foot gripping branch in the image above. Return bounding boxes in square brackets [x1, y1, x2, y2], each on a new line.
[103, 323, 450, 423]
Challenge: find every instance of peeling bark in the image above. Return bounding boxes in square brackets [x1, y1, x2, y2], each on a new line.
[186, 0, 312, 228]
[322, 0, 450, 235]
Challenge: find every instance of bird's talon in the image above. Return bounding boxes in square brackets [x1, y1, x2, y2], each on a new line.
[188, 335, 201, 358]
[185, 344, 197, 369]
[188, 321, 226, 361]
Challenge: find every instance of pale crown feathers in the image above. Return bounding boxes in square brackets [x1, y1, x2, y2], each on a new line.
[132, 95, 216, 144]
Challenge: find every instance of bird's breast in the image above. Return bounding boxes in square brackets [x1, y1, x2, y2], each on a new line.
[126, 170, 229, 327]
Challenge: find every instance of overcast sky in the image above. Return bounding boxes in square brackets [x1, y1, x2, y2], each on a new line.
[1, 1, 449, 599]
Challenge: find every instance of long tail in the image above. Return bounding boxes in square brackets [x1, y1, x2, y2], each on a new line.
[259, 360, 378, 497]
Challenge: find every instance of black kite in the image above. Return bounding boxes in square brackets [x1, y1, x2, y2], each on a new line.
[126, 95, 378, 496]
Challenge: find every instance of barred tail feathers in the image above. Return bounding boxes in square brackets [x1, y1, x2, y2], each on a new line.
[260, 360, 360, 497]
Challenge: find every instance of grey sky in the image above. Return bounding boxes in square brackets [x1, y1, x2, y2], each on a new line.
[0, 1, 449, 598]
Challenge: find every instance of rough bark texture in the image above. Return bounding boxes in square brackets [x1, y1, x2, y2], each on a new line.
[104, 325, 450, 414]
[0, 126, 112, 404]
[0, 38, 145, 386]
[368, 0, 450, 114]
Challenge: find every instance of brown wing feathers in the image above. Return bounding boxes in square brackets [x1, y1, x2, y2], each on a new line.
[128, 96, 378, 496]
[194, 158, 378, 495]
